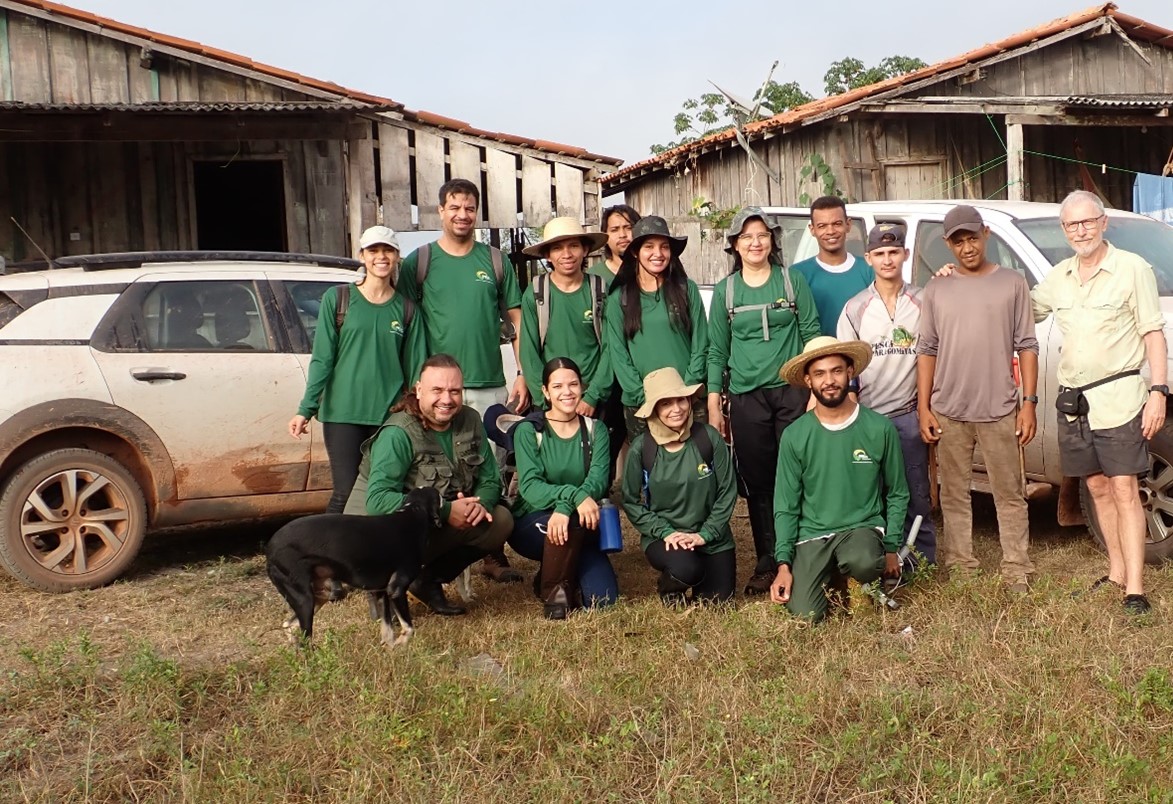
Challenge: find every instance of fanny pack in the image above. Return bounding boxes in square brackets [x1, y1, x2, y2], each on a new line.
[1055, 369, 1140, 417]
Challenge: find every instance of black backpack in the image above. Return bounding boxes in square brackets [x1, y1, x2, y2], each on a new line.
[640, 422, 714, 506]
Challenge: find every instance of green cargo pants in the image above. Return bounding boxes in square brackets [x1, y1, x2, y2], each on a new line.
[787, 527, 886, 622]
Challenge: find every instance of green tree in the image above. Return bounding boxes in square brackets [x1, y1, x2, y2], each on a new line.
[823, 55, 927, 95]
[650, 80, 814, 155]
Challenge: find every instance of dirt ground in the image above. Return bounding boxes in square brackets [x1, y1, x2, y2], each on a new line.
[0, 493, 1154, 669]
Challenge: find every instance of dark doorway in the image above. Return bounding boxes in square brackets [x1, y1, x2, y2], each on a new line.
[193, 160, 286, 251]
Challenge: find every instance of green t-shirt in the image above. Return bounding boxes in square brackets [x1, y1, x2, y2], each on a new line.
[773, 405, 909, 564]
[398, 242, 522, 388]
[792, 255, 874, 336]
[620, 426, 735, 554]
[365, 423, 500, 519]
[605, 279, 709, 407]
[586, 259, 618, 282]
[296, 285, 424, 424]
[512, 417, 611, 520]
[707, 265, 821, 394]
[519, 278, 612, 407]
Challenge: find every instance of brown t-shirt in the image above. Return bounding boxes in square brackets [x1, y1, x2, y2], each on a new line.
[917, 266, 1039, 422]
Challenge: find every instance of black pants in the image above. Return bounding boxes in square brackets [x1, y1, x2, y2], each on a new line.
[728, 384, 809, 498]
[323, 422, 380, 513]
[598, 391, 627, 486]
[645, 541, 736, 603]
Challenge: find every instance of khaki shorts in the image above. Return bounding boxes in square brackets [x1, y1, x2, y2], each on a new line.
[1058, 411, 1148, 478]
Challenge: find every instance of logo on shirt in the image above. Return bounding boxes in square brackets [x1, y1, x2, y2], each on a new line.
[891, 326, 915, 348]
[852, 449, 873, 464]
[583, 308, 594, 325]
[697, 462, 713, 478]
[474, 270, 494, 285]
[388, 320, 405, 336]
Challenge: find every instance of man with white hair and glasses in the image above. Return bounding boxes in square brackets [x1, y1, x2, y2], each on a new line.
[1031, 190, 1168, 615]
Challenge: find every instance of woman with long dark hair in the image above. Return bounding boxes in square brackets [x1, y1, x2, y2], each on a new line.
[289, 226, 424, 513]
[507, 357, 617, 618]
[706, 207, 819, 595]
[605, 216, 708, 439]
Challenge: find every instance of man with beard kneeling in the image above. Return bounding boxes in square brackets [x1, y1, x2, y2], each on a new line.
[770, 337, 909, 621]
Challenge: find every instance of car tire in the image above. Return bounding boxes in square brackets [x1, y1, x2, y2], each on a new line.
[0, 448, 148, 592]
[1079, 422, 1173, 564]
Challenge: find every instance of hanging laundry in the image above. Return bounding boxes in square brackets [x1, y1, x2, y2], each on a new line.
[1132, 172, 1173, 224]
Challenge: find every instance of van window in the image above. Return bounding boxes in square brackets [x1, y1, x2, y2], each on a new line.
[913, 223, 1033, 288]
[786, 216, 868, 264]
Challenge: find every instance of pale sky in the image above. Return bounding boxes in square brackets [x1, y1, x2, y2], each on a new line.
[75, 0, 1173, 166]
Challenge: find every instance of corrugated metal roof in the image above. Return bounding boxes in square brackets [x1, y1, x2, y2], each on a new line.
[0, 100, 393, 113]
[604, 3, 1173, 188]
[1064, 94, 1173, 108]
[2, 0, 621, 166]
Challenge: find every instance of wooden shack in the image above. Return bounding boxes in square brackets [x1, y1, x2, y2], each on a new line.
[603, 2, 1173, 274]
[0, 0, 620, 266]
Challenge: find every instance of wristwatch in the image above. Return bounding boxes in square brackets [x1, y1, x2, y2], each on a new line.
[1022, 395, 1039, 404]
[1151, 385, 1169, 395]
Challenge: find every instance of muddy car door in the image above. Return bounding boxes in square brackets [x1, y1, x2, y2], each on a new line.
[89, 276, 310, 499]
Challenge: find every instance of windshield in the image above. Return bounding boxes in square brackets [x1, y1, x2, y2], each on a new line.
[1016, 216, 1173, 295]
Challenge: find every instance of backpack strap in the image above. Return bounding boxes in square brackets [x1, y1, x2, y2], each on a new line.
[588, 274, 605, 342]
[333, 283, 351, 332]
[726, 266, 798, 342]
[532, 272, 551, 348]
[490, 245, 514, 341]
[533, 415, 593, 478]
[639, 423, 713, 508]
[689, 422, 714, 466]
[413, 243, 430, 291]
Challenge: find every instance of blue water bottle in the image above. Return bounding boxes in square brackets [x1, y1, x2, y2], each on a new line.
[598, 500, 623, 554]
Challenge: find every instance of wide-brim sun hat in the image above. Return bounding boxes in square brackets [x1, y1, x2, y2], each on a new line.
[634, 366, 701, 419]
[522, 217, 609, 258]
[624, 215, 688, 262]
[779, 336, 873, 388]
[358, 225, 400, 251]
[724, 206, 783, 255]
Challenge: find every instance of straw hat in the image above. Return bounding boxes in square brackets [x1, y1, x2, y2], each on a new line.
[522, 217, 608, 258]
[634, 366, 701, 419]
[779, 336, 873, 388]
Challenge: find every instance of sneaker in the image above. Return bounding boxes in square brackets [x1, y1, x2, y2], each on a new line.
[1123, 594, 1152, 616]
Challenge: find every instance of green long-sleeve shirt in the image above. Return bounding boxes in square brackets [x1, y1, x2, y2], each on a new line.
[365, 425, 500, 520]
[606, 279, 709, 407]
[773, 406, 909, 564]
[513, 417, 611, 520]
[519, 278, 612, 407]
[296, 285, 424, 424]
[621, 426, 736, 554]
[706, 265, 820, 394]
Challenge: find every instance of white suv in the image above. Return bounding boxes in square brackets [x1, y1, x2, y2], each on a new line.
[768, 201, 1173, 563]
[0, 252, 361, 591]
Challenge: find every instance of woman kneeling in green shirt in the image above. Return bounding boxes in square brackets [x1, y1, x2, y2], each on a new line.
[507, 358, 618, 619]
[622, 367, 737, 605]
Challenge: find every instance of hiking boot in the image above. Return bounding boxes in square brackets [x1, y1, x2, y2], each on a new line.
[543, 586, 570, 620]
[1123, 594, 1152, 616]
[408, 576, 467, 616]
[657, 571, 690, 608]
[479, 550, 523, 583]
[744, 498, 777, 597]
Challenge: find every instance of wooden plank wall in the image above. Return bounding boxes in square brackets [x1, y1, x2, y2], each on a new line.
[0, 139, 351, 262]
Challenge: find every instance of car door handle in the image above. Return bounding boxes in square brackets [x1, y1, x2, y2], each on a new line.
[131, 370, 187, 382]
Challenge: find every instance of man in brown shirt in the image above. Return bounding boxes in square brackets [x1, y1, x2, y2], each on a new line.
[916, 205, 1040, 592]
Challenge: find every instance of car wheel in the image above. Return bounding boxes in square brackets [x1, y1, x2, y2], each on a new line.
[0, 448, 148, 591]
[1079, 422, 1173, 564]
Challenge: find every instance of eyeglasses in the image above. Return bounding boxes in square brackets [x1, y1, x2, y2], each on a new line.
[1060, 215, 1105, 233]
[737, 233, 773, 244]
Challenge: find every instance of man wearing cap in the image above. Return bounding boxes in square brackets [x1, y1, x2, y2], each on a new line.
[398, 178, 527, 582]
[771, 337, 909, 621]
[1031, 190, 1166, 615]
[917, 204, 1039, 593]
[791, 196, 874, 336]
[838, 223, 936, 566]
[519, 218, 613, 417]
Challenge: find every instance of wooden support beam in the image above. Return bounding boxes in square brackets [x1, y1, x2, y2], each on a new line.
[1006, 120, 1025, 201]
[377, 123, 412, 231]
[346, 126, 376, 254]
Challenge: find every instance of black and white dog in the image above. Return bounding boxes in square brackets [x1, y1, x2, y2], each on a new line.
[265, 487, 442, 648]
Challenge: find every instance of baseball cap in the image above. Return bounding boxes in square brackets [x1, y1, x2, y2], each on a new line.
[866, 223, 907, 251]
[358, 225, 400, 251]
[942, 205, 985, 238]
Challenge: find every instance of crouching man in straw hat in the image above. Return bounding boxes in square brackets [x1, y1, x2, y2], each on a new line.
[771, 337, 909, 621]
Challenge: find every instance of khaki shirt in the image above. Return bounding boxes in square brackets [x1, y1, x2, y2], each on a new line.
[1031, 242, 1164, 430]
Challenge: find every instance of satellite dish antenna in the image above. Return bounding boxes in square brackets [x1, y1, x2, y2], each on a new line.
[709, 61, 782, 186]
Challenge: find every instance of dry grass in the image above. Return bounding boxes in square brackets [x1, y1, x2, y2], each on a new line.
[1, 497, 1172, 803]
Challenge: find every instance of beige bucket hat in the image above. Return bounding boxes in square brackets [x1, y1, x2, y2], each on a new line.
[522, 217, 609, 258]
[779, 336, 873, 388]
[634, 366, 701, 419]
